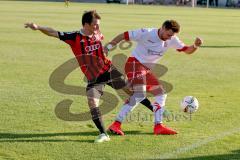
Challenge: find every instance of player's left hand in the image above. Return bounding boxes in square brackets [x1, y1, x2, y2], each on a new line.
[194, 37, 203, 47]
[24, 22, 39, 30]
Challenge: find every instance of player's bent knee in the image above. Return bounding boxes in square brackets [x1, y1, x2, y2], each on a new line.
[86, 88, 102, 108]
[88, 98, 99, 108]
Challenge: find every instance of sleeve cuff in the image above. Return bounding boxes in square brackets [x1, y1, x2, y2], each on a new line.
[124, 31, 130, 41]
[58, 31, 64, 40]
[177, 46, 189, 52]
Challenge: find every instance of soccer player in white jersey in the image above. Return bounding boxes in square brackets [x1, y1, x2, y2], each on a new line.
[105, 20, 203, 135]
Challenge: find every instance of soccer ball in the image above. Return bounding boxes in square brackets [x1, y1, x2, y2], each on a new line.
[180, 96, 199, 113]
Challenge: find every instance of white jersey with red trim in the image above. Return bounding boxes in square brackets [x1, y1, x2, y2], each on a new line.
[124, 28, 186, 69]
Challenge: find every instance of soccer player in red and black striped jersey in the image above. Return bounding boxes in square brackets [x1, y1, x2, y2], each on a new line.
[24, 10, 153, 143]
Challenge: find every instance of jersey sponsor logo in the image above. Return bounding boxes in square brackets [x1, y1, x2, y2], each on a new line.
[147, 49, 164, 56]
[85, 44, 100, 53]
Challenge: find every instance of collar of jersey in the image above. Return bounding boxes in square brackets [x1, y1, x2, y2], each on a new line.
[80, 29, 94, 38]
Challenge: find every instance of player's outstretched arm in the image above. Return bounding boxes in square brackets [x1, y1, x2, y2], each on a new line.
[24, 22, 59, 38]
[183, 37, 203, 54]
[104, 33, 125, 54]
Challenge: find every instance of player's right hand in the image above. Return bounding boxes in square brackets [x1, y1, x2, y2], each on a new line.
[103, 45, 109, 56]
[103, 43, 115, 56]
[103, 46, 109, 56]
[24, 23, 39, 30]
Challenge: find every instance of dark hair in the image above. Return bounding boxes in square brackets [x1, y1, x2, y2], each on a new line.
[162, 20, 180, 33]
[82, 10, 101, 26]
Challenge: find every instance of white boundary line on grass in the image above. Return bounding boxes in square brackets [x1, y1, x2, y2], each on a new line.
[157, 127, 240, 159]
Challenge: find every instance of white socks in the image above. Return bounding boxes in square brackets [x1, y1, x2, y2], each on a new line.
[116, 90, 146, 122]
[116, 93, 167, 124]
[116, 103, 133, 122]
[153, 94, 167, 124]
[153, 103, 165, 124]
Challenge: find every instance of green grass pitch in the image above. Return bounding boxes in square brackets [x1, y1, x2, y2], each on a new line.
[0, 1, 240, 159]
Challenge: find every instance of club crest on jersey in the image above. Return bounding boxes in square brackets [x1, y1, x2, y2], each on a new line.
[85, 44, 100, 53]
[91, 36, 96, 41]
[135, 73, 145, 79]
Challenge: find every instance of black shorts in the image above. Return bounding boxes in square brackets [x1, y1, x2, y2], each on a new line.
[86, 65, 127, 96]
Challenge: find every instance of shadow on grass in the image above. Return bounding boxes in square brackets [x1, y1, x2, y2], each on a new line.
[0, 131, 103, 143]
[0, 130, 176, 143]
[0, 131, 100, 139]
[108, 130, 143, 136]
[0, 130, 153, 139]
[146, 149, 240, 160]
[108, 131, 176, 136]
[0, 139, 93, 143]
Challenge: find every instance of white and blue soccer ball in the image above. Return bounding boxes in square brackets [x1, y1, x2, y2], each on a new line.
[180, 96, 199, 113]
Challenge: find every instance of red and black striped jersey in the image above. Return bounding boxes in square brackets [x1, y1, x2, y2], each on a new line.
[58, 30, 111, 81]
